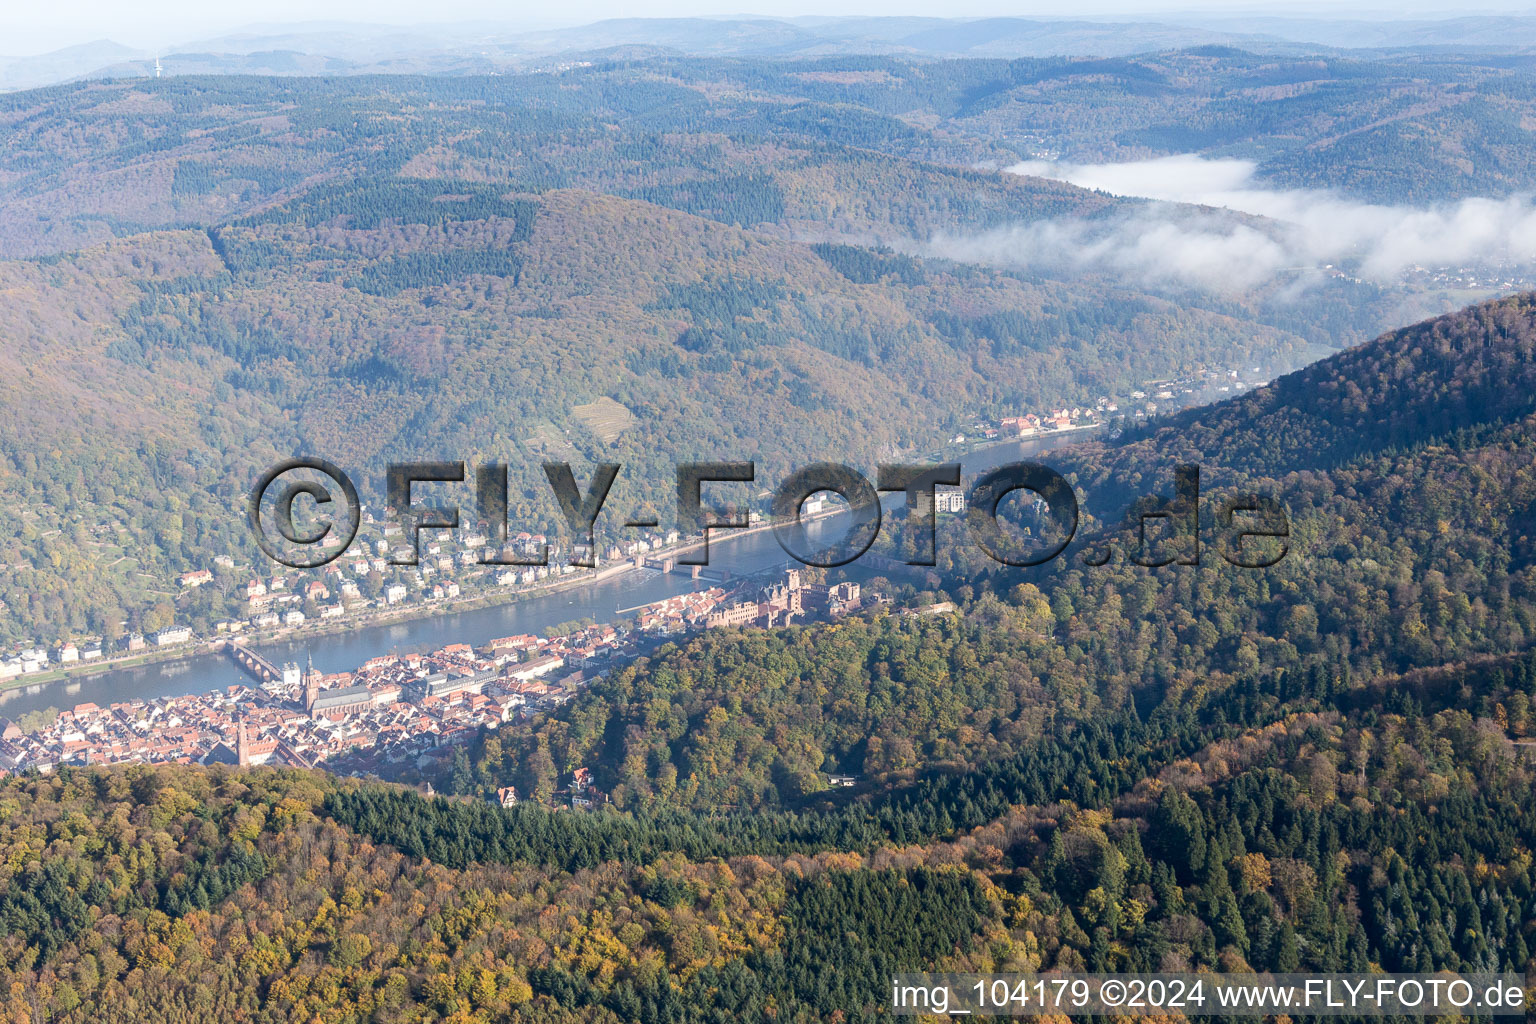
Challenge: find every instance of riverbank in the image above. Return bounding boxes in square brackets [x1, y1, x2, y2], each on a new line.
[3, 428, 1095, 708]
[1, 645, 212, 691]
[0, 502, 845, 702]
[201, 508, 834, 661]
[1, 557, 636, 696]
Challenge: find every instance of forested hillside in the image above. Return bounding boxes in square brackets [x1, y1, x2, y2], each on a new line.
[4, 28, 1536, 1022]
[1104, 292, 1536, 471]
[2, 52, 1525, 640]
[2, 294, 1536, 1021]
[7, 50, 1536, 248]
[2, 622, 1533, 1020]
[0, 181, 1315, 641]
[428, 294, 1536, 811]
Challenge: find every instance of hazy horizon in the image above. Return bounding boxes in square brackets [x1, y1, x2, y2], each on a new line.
[9, 2, 1536, 57]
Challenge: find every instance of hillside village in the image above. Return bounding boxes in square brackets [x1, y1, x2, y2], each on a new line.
[962, 363, 1271, 445]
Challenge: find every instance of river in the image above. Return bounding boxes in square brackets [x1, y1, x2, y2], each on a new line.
[0, 433, 1082, 718]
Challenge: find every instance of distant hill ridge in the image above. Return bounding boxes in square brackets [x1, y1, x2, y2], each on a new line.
[19, 13, 1536, 93]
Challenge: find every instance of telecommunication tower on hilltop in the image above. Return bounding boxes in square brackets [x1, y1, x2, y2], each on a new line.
[154, 57, 163, 78]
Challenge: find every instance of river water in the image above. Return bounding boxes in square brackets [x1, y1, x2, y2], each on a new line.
[0, 435, 1077, 718]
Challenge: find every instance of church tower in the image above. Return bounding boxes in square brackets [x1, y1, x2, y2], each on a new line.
[236, 718, 251, 767]
[303, 650, 320, 712]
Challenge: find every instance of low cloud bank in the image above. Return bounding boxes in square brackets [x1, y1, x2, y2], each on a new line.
[929, 155, 1536, 292]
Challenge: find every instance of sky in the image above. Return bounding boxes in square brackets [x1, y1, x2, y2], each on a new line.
[7, 0, 1536, 56]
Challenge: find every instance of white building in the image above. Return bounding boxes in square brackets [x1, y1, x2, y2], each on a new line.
[152, 626, 193, 647]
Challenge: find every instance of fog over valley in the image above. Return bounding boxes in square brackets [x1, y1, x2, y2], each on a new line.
[940, 154, 1536, 292]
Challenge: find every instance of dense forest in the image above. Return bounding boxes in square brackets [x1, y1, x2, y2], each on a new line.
[2, 647, 1533, 1021]
[425, 295, 1536, 813]
[0, 50, 1515, 640]
[0, 185, 1327, 641]
[7, 50, 1536, 249]
[2, 43, 1536, 1022]
[1, 293, 1535, 1020]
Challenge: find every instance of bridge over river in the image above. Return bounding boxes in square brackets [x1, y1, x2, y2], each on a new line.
[226, 642, 282, 683]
